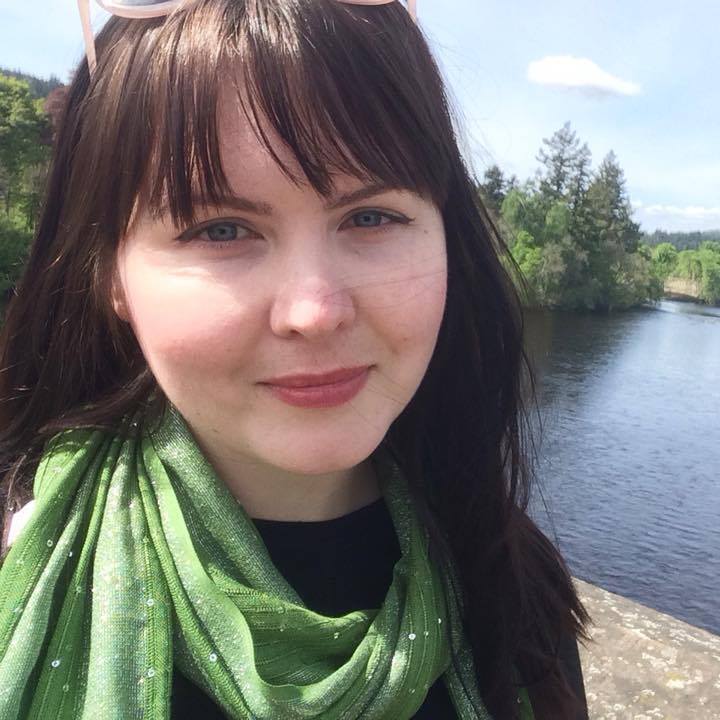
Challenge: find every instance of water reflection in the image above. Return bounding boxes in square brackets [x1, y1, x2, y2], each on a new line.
[525, 301, 720, 634]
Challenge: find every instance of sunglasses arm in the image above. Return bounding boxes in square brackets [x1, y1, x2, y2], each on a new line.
[78, 0, 98, 75]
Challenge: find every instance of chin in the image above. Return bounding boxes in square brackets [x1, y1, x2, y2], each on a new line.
[261, 432, 385, 476]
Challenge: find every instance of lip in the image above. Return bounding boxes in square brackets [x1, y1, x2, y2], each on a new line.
[259, 366, 371, 408]
[261, 366, 371, 388]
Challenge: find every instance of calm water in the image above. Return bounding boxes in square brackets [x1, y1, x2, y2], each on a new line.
[526, 300, 720, 635]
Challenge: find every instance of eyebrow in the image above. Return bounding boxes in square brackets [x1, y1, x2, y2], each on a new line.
[190, 182, 401, 215]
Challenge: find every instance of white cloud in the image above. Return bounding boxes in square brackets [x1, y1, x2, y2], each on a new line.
[633, 201, 720, 232]
[527, 55, 641, 97]
[634, 201, 720, 219]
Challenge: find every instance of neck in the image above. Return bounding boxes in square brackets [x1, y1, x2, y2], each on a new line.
[195, 443, 382, 522]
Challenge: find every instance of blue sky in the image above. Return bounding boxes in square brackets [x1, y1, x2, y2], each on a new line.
[1, 0, 717, 232]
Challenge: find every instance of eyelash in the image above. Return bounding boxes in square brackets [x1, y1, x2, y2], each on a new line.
[175, 209, 413, 248]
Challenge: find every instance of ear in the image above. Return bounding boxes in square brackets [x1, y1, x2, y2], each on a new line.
[110, 267, 130, 323]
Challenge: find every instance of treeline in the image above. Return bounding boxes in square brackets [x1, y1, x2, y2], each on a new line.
[479, 123, 665, 311]
[643, 229, 720, 251]
[650, 241, 720, 304]
[1, 72, 716, 308]
[0, 71, 64, 295]
[0, 68, 63, 100]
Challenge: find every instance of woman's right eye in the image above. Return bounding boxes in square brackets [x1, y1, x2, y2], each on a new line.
[176, 220, 256, 246]
[204, 222, 242, 243]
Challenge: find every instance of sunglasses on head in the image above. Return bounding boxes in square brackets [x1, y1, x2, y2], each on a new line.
[77, 0, 418, 74]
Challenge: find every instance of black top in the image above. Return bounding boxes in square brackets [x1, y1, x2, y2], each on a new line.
[171, 497, 587, 719]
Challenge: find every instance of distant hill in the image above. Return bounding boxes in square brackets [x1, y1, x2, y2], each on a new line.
[0, 68, 63, 99]
[643, 229, 720, 251]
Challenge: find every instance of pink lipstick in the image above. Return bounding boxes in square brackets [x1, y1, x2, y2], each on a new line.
[260, 366, 371, 408]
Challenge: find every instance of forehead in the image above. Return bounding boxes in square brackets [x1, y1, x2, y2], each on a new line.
[217, 87, 293, 174]
[214, 82, 378, 200]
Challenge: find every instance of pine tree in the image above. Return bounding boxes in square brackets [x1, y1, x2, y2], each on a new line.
[536, 122, 590, 205]
[587, 151, 640, 254]
[478, 164, 507, 214]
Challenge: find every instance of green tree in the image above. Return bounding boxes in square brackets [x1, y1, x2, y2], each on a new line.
[565, 143, 593, 240]
[578, 152, 643, 309]
[586, 151, 640, 254]
[697, 242, 720, 304]
[0, 67, 62, 99]
[535, 236, 590, 308]
[675, 250, 703, 280]
[651, 242, 679, 280]
[499, 130, 662, 310]
[0, 73, 51, 216]
[478, 164, 507, 213]
[536, 122, 591, 206]
[500, 186, 546, 245]
[0, 212, 32, 296]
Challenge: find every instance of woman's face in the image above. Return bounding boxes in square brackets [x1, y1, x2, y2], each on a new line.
[114, 95, 447, 477]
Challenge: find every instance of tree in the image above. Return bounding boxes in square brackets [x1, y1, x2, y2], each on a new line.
[0, 73, 51, 216]
[478, 164, 506, 212]
[0, 212, 32, 297]
[501, 186, 546, 245]
[651, 242, 678, 280]
[697, 242, 720, 304]
[0, 67, 62, 99]
[586, 151, 640, 253]
[536, 122, 591, 206]
[675, 250, 703, 281]
[499, 129, 665, 310]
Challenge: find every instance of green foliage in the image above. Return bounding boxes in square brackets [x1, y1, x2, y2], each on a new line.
[667, 243, 720, 305]
[0, 73, 52, 216]
[585, 152, 641, 254]
[697, 242, 720, 304]
[643, 228, 720, 251]
[0, 212, 32, 294]
[675, 250, 703, 280]
[498, 124, 656, 311]
[477, 164, 518, 216]
[651, 242, 679, 280]
[536, 122, 591, 206]
[501, 187, 545, 243]
[0, 68, 63, 100]
[0, 72, 51, 293]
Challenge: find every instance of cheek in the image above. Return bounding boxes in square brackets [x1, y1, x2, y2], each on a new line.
[119, 261, 259, 372]
[366, 245, 447, 357]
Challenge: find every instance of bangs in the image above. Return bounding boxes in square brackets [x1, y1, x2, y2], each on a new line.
[101, 0, 453, 228]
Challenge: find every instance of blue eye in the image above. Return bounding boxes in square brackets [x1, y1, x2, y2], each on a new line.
[205, 222, 240, 242]
[176, 220, 254, 245]
[346, 210, 410, 230]
[353, 211, 388, 228]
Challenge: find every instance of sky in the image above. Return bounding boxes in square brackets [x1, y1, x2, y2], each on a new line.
[1, 0, 717, 233]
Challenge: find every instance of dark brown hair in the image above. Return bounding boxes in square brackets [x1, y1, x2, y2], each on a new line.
[0, 1, 589, 717]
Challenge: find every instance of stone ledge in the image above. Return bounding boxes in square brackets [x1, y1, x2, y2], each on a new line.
[574, 578, 720, 719]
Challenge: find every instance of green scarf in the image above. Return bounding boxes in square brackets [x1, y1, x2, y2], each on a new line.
[0, 405, 532, 719]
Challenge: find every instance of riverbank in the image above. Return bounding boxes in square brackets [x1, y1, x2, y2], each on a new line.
[663, 277, 702, 302]
[575, 579, 720, 719]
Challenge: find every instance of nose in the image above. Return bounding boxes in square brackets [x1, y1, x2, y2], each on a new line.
[269, 261, 356, 339]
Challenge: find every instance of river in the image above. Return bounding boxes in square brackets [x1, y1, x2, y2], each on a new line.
[525, 300, 720, 635]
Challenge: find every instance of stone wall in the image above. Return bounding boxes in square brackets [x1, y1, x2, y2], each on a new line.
[575, 579, 720, 719]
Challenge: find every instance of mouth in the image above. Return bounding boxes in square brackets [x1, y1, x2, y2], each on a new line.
[260, 366, 371, 388]
[259, 366, 372, 408]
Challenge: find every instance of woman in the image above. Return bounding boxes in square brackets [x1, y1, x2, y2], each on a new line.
[0, 0, 589, 718]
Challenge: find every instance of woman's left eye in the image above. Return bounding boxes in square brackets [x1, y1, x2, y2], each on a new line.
[342, 210, 409, 230]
